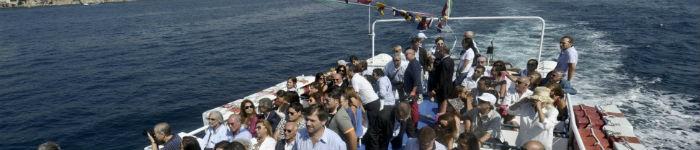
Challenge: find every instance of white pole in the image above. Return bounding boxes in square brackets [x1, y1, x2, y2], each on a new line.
[368, 5, 374, 61]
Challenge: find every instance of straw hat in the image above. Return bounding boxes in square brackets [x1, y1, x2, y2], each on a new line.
[528, 87, 554, 104]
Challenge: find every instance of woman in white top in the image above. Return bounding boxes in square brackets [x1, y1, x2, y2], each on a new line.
[508, 87, 559, 150]
[252, 120, 276, 150]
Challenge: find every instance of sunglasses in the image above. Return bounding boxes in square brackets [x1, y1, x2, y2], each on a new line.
[284, 129, 293, 133]
[207, 118, 217, 121]
[227, 122, 236, 126]
[244, 105, 253, 109]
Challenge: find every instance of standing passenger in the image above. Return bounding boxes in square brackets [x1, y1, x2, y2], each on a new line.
[554, 36, 578, 81]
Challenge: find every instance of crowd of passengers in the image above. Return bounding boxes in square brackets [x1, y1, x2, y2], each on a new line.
[55, 31, 579, 150]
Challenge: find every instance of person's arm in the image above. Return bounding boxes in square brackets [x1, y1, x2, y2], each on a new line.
[567, 63, 576, 81]
[344, 130, 358, 150]
[147, 132, 158, 150]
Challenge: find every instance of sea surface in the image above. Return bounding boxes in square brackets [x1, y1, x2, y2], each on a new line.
[1, 0, 698, 149]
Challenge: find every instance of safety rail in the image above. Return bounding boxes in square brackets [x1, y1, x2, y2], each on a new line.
[567, 94, 587, 150]
[370, 16, 546, 64]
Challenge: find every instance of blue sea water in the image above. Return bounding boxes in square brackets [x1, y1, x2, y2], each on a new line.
[0, 0, 698, 149]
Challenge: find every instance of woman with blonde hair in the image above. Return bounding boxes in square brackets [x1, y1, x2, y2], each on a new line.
[252, 120, 276, 150]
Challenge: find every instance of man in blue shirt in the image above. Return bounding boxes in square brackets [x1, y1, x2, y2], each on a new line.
[294, 104, 347, 150]
[147, 122, 181, 150]
[403, 48, 423, 100]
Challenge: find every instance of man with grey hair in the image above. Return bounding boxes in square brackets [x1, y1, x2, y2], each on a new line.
[202, 111, 227, 149]
[385, 53, 408, 101]
[227, 113, 252, 142]
[147, 122, 181, 150]
[258, 98, 281, 133]
[37, 141, 61, 150]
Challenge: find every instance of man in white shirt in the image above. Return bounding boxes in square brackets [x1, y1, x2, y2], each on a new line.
[466, 56, 490, 78]
[201, 111, 228, 149]
[385, 54, 408, 101]
[351, 66, 383, 150]
[461, 66, 485, 91]
[554, 36, 578, 81]
[501, 77, 534, 125]
[508, 87, 559, 150]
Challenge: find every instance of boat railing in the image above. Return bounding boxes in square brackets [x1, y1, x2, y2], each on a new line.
[567, 93, 587, 150]
[370, 16, 546, 64]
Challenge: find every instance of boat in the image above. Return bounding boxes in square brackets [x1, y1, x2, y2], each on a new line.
[144, 10, 646, 150]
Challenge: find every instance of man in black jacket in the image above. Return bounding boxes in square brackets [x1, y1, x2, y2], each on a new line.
[429, 37, 455, 116]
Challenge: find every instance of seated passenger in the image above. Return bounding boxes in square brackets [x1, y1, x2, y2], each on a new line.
[202, 111, 228, 149]
[436, 113, 461, 149]
[275, 121, 299, 150]
[520, 59, 541, 78]
[457, 133, 480, 150]
[491, 61, 512, 101]
[240, 100, 259, 136]
[180, 136, 201, 150]
[522, 140, 545, 150]
[252, 121, 276, 150]
[405, 127, 447, 150]
[540, 71, 577, 95]
[465, 56, 490, 78]
[501, 77, 534, 124]
[464, 93, 502, 143]
[147, 122, 181, 150]
[37, 141, 61, 150]
[214, 141, 230, 150]
[329, 72, 349, 92]
[286, 77, 298, 92]
[508, 87, 558, 150]
[227, 113, 253, 142]
[461, 65, 485, 91]
[274, 103, 305, 140]
[257, 98, 281, 133]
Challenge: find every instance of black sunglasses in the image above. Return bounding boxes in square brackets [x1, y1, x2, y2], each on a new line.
[244, 105, 253, 109]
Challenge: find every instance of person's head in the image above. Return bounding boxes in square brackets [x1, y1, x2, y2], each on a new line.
[551, 71, 563, 82]
[324, 89, 343, 111]
[528, 73, 542, 89]
[464, 31, 475, 39]
[227, 141, 246, 150]
[207, 111, 224, 128]
[522, 140, 545, 150]
[353, 61, 367, 73]
[309, 92, 321, 105]
[516, 77, 531, 93]
[396, 101, 412, 121]
[285, 91, 300, 105]
[181, 136, 201, 150]
[287, 102, 304, 122]
[350, 55, 360, 66]
[255, 120, 273, 138]
[462, 36, 474, 50]
[315, 72, 327, 84]
[393, 54, 402, 66]
[411, 37, 423, 48]
[283, 121, 299, 141]
[435, 37, 446, 48]
[343, 88, 361, 107]
[37, 141, 60, 150]
[491, 60, 507, 77]
[418, 127, 437, 150]
[153, 122, 173, 144]
[406, 48, 416, 60]
[527, 59, 538, 71]
[372, 68, 384, 80]
[258, 98, 273, 114]
[287, 77, 297, 89]
[476, 56, 487, 66]
[528, 87, 555, 106]
[457, 133, 480, 150]
[303, 104, 330, 135]
[214, 141, 230, 150]
[455, 86, 472, 102]
[332, 73, 344, 86]
[549, 85, 565, 101]
[393, 45, 403, 54]
[274, 90, 287, 106]
[476, 93, 496, 114]
[559, 36, 574, 50]
[477, 76, 494, 91]
[240, 100, 256, 117]
[473, 65, 485, 79]
[227, 113, 242, 132]
[335, 65, 348, 77]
